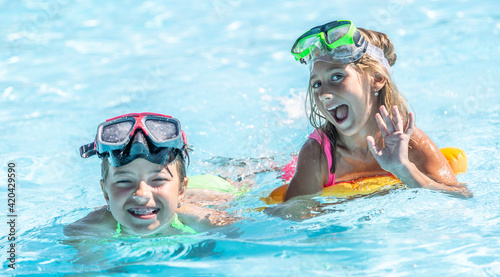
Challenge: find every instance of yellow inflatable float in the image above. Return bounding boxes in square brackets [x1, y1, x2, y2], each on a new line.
[262, 147, 467, 205]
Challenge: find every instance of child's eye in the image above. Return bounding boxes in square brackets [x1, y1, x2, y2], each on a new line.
[115, 180, 134, 187]
[150, 178, 169, 186]
[311, 81, 321, 88]
[331, 74, 343, 81]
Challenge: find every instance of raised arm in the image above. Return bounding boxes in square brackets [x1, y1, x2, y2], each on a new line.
[367, 106, 472, 197]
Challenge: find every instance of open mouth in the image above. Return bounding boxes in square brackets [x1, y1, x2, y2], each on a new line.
[128, 207, 159, 218]
[328, 104, 349, 124]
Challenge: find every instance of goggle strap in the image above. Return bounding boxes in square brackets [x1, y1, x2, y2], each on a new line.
[80, 142, 97, 158]
[181, 130, 187, 145]
[365, 43, 393, 75]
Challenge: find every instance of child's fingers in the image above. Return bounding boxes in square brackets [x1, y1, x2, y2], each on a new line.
[392, 106, 404, 132]
[366, 136, 380, 157]
[405, 112, 415, 136]
[379, 106, 395, 133]
[375, 113, 389, 137]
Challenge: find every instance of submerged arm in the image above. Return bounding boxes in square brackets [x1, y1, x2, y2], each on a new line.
[177, 203, 237, 231]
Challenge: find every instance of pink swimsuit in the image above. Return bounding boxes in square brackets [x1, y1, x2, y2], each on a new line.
[280, 129, 336, 187]
[309, 129, 336, 187]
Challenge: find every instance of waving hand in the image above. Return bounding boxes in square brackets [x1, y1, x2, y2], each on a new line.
[367, 106, 415, 173]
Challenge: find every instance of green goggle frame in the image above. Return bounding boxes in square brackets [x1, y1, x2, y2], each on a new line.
[290, 20, 393, 74]
[291, 20, 358, 61]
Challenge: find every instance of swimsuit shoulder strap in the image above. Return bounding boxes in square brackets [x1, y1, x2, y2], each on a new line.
[309, 129, 336, 186]
[171, 213, 197, 235]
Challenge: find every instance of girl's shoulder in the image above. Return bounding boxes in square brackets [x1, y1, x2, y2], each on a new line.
[301, 131, 329, 155]
[408, 127, 457, 184]
[297, 136, 330, 170]
[283, 137, 329, 199]
[408, 127, 442, 157]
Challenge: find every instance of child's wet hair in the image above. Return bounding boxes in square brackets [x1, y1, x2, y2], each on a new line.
[358, 28, 397, 67]
[354, 27, 408, 126]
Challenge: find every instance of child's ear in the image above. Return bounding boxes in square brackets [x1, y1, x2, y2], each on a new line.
[178, 177, 188, 203]
[100, 179, 109, 202]
[372, 72, 386, 92]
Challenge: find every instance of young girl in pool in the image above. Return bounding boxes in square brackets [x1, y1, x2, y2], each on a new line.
[65, 112, 240, 237]
[283, 20, 470, 201]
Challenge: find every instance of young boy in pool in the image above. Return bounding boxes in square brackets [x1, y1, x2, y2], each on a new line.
[283, 20, 471, 201]
[65, 112, 239, 237]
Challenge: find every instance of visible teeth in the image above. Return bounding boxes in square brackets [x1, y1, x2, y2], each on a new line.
[328, 104, 341, 111]
[129, 208, 158, 215]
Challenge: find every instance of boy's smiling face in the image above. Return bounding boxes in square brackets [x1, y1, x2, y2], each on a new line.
[102, 158, 187, 236]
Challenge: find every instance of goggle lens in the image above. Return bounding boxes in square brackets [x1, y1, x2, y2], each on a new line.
[101, 120, 134, 143]
[291, 20, 362, 63]
[293, 34, 320, 54]
[325, 25, 349, 45]
[144, 119, 179, 142]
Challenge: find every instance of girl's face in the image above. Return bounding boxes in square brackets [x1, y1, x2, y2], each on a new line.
[102, 158, 186, 236]
[310, 61, 379, 137]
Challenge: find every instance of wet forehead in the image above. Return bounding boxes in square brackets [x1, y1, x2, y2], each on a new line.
[310, 62, 349, 78]
[109, 158, 171, 177]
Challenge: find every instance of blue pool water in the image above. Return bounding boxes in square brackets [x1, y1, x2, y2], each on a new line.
[1, 0, 499, 275]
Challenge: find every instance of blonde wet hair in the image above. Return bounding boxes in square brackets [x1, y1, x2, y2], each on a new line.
[306, 27, 410, 173]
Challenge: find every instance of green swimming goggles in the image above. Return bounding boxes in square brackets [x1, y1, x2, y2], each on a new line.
[291, 20, 392, 74]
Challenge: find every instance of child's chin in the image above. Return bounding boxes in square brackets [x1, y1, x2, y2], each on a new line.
[127, 222, 163, 236]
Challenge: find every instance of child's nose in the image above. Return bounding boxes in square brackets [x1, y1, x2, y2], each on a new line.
[318, 85, 333, 102]
[133, 181, 152, 202]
